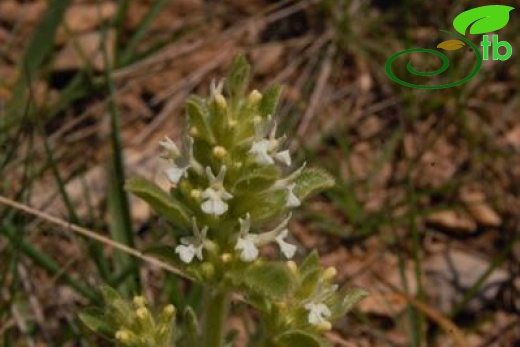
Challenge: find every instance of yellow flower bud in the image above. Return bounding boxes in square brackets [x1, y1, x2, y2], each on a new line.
[201, 262, 215, 280]
[163, 304, 175, 317]
[317, 321, 332, 331]
[212, 146, 227, 159]
[190, 189, 202, 200]
[115, 329, 132, 342]
[323, 266, 337, 280]
[133, 295, 146, 307]
[221, 253, 232, 263]
[136, 307, 149, 320]
[286, 260, 298, 274]
[248, 89, 262, 104]
[214, 94, 227, 109]
[189, 126, 199, 137]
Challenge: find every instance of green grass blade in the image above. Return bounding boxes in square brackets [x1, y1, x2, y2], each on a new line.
[118, 0, 170, 66]
[1, 220, 99, 302]
[101, 22, 140, 296]
[6, 0, 74, 127]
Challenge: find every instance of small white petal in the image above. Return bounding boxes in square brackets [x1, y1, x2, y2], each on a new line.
[201, 196, 229, 216]
[159, 137, 180, 158]
[235, 237, 259, 261]
[165, 166, 188, 184]
[304, 302, 332, 325]
[274, 150, 291, 166]
[286, 184, 301, 207]
[275, 229, 297, 258]
[175, 244, 196, 263]
[249, 140, 274, 165]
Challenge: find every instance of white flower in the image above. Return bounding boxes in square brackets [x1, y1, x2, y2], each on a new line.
[161, 136, 201, 185]
[175, 219, 208, 263]
[159, 136, 181, 159]
[210, 79, 224, 98]
[201, 166, 233, 216]
[275, 228, 297, 258]
[304, 302, 332, 326]
[286, 183, 301, 207]
[234, 213, 297, 262]
[249, 122, 291, 166]
[235, 214, 259, 261]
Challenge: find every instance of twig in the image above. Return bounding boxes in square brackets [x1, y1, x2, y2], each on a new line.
[0, 195, 189, 280]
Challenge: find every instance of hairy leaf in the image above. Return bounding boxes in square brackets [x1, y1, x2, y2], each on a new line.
[227, 54, 250, 98]
[259, 85, 283, 118]
[240, 262, 294, 299]
[275, 330, 331, 347]
[125, 177, 189, 226]
[329, 288, 369, 318]
[294, 168, 335, 201]
[79, 308, 116, 338]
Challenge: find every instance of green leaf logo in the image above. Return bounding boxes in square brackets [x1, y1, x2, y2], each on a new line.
[453, 5, 514, 35]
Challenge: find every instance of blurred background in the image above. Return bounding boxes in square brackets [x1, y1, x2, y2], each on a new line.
[0, 0, 519, 346]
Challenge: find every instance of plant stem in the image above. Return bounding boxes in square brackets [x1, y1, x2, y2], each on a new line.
[202, 286, 230, 347]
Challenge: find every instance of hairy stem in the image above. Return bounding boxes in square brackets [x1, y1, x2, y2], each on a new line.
[202, 286, 230, 347]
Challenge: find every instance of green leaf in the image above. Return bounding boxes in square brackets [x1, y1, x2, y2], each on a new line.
[259, 85, 283, 118]
[186, 96, 215, 144]
[275, 330, 331, 347]
[182, 306, 200, 346]
[143, 245, 186, 270]
[234, 165, 280, 192]
[453, 5, 514, 35]
[125, 177, 190, 226]
[299, 251, 321, 277]
[240, 262, 294, 300]
[79, 308, 117, 338]
[329, 288, 369, 318]
[226, 54, 250, 98]
[294, 168, 335, 201]
[101, 285, 123, 303]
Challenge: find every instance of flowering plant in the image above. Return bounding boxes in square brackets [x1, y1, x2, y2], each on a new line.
[80, 56, 367, 347]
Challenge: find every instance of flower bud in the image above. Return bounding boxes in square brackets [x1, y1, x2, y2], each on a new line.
[189, 126, 199, 137]
[190, 189, 202, 200]
[214, 94, 227, 110]
[221, 253, 233, 263]
[115, 329, 133, 343]
[163, 304, 176, 317]
[286, 260, 298, 274]
[316, 321, 332, 331]
[133, 295, 146, 307]
[136, 307, 149, 320]
[200, 262, 215, 280]
[323, 266, 337, 280]
[212, 146, 227, 159]
[248, 89, 262, 104]
[228, 119, 237, 128]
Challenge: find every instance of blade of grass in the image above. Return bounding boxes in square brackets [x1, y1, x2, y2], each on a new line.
[99, 19, 140, 296]
[5, 0, 73, 131]
[117, 0, 170, 66]
[1, 220, 99, 302]
[112, 0, 131, 55]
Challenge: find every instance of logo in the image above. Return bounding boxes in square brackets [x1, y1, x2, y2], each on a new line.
[385, 5, 514, 89]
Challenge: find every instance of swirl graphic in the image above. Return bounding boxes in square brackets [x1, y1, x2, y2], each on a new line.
[385, 30, 483, 89]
